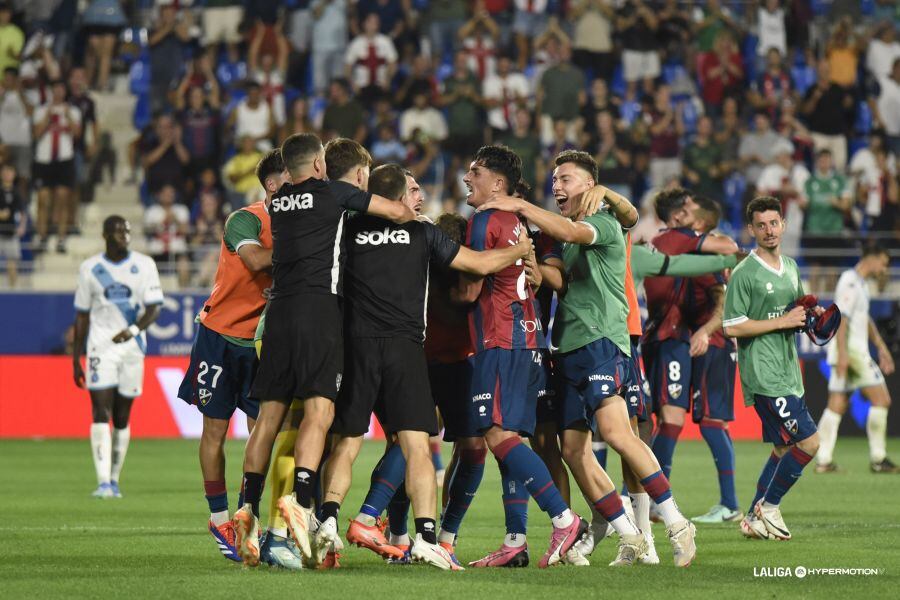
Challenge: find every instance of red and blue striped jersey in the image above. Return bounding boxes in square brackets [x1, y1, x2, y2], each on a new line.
[466, 209, 545, 352]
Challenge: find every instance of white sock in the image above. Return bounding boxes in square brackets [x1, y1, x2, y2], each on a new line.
[355, 513, 376, 526]
[389, 532, 410, 546]
[269, 526, 288, 538]
[608, 511, 641, 536]
[504, 532, 526, 547]
[550, 508, 574, 529]
[867, 406, 889, 463]
[592, 441, 607, 453]
[656, 497, 685, 527]
[90, 423, 112, 485]
[630, 492, 651, 536]
[210, 510, 230, 527]
[437, 529, 456, 545]
[623, 494, 636, 523]
[110, 426, 131, 482]
[816, 408, 842, 465]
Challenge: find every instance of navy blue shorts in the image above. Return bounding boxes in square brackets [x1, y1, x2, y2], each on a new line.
[624, 340, 650, 422]
[534, 350, 558, 425]
[467, 348, 542, 437]
[430, 360, 472, 442]
[554, 338, 629, 432]
[642, 339, 692, 413]
[691, 345, 736, 423]
[178, 323, 260, 420]
[753, 394, 817, 446]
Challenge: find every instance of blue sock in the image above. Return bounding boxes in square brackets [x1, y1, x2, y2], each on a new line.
[593, 441, 607, 471]
[749, 451, 781, 514]
[440, 447, 486, 534]
[431, 440, 444, 472]
[388, 483, 410, 536]
[764, 447, 813, 505]
[700, 420, 738, 510]
[494, 438, 568, 519]
[497, 458, 528, 535]
[360, 444, 407, 519]
[651, 423, 682, 480]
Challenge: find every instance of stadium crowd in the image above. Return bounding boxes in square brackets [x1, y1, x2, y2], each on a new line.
[0, 0, 899, 289]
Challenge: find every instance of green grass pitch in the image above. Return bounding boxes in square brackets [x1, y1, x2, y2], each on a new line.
[2, 438, 898, 599]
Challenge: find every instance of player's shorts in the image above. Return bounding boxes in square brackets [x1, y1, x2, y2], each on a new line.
[753, 394, 818, 446]
[249, 293, 343, 403]
[467, 348, 543, 438]
[690, 345, 736, 423]
[642, 339, 692, 413]
[177, 323, 260, 420]
[535, 350, 558, 425]
[331, 337, 437, 437]
[554, 338, 629, 432]
[828, 351, 886, 393]
[86, 343, 144, 398]
[624, 340, 649, 423]
[430, 359, 472, 442]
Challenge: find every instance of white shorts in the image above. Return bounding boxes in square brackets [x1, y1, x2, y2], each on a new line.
[828, 352, 885, 393]
[87, 346, 146, 397]
[622, 49, 661, 83]
[202, 6, 243, 46]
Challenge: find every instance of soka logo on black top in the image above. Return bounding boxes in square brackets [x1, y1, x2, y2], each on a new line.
[355, 227, 410, 245]
[272, 193, 314, 212]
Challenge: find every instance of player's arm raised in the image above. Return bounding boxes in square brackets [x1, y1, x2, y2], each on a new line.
[450, 225, 533, 276]
[574, 185, 639, 228]
[478, 195, 596, 245]
[698, 232, 739, 255]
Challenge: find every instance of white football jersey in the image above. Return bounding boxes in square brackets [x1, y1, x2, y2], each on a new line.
[74, 252, 164, 355]
[827, 268, 870, 362]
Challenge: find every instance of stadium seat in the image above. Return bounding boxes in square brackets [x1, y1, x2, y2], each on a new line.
[619, 100, 641, 125]
[678, 99, 700, 135]
[723, 173, 747, 231]
[132, 93, 151, 131]
[861, 0, 875, 16]
[791, 65, 817, 96]
[610, 64, 626, 97]
[810, 0, 830, 17]
[128, 58, 150, 96]
[855, 101, 873, 135]
[742, 34, 759, 82]
[848, 137, 869, 158]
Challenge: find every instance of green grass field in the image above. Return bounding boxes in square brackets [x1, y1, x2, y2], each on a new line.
[2, 438, 898, 599]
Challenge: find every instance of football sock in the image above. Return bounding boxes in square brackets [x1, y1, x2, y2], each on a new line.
[749, 451, 781, 514]
[640, 470, 684, 526]
[492, 438, 568, 522]
[439, 447, 486, 535]
[388, 483, 410, 537]
[764, 447, 813, 505]
[504, 532, 526, 547]
[110, 426, 130, 482]
[241, 472, 265, 517]
[389, 532, 411, 547]
[593, 491, 640, 535]
[293, 468, 317, 509]
[359, 443, 406, 520]
[593, 441, 608, 470]
[415, 518, 437, 544]
[267, 429, 297, 530]
[867, 406, 888, 463]
[431, 440, 444, 472]
[816, 407, 841, 465]
[630, 492, 652, 535]
[90, 423, 112, 485]
[237, 478, 244, 513]
[650, 423, 682, 480]
[320, 501, 340, 523]
[699, 419, 738, 510]
[497, 457, 528, 535]
[204, 480, 229, 526]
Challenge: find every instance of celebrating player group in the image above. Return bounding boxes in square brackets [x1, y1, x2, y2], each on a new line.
[74, 130, 896, 572]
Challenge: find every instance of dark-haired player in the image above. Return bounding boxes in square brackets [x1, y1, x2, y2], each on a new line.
[724, 196, 823, 541]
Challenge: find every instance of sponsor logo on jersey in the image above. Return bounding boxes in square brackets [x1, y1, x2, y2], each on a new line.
[355, 228, 411, 245]
[588, 374, 614, 382]
[537, 388, 555, 398]
[472, 392, 492, 402]
[272, 193, 314, 212]
[103, 282, 133, 301]
[668, 383, 682, 399]
[198, 388, 212, 406]
[766, 282, 774, 294]
[478, 405, 487, 415]
[519, 319, 542, 333]
[335, 373, 343, 392]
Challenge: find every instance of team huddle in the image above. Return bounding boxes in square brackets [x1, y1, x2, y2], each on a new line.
[73, 130, 896, 572]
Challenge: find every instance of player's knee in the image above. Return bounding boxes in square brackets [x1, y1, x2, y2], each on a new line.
[798, 436, 819, 457]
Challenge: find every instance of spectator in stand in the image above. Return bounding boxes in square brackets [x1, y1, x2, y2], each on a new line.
[682, 115, 725, 200]
[536, 43, 585, 145]
[67, 67, 98, 234]
[399, 90, 448, 143]
[694, 0, 739, 54]
[201, 0, 244, 59]
[801, 60, 855, 171]
[756, 138, 810, 256]
[191, 188, 227, 288]
[877, 58, 900, 156]
[280, 96, 317, 143]
[569, 0, 616, 83]
[756, 0, 787, 65]
[863, 145, 899, 240]
[428, 0, 467, 62]
[321, 78, 366, 142]
[499, 108, 543, 199]
[0, 67, 33, 200]
[459, 1, 500, 81]
[698, 31, 743, 117]
[483, 54, 529, 139]
[345, 13, 398, 106]
[149, 3, 194, 112]
[140, 112, 189, 199]
[542, 118, 577, 195]
[803, 149, 853, 291]
[192, 166, 227, 216]
[866, 21, 900, 82]
[246, 0, 289, 83]
[396, 54, 437, 110]
[175, 85, 221, 191]
[81, 0, 127, 92]
[749, 48, 794, 121]
[145, 184, 190, 287]
[227, 82, 274, 151]
[617, 0, 660, 100]
[590, 109, 634, 200]
[738, 110, 788, 188]
[657, 0, 694, 64]
[285, 1, 313, 91]
[578, 78, 620, 146]
[849, 133, 896, 213]
[252, 52, 288, 127]
[715, 95, 743, 170]
[0, 162, 24, 287]
[367, 96, 398, 138]
[0, 3, 23, 75]
[512, 0, 548, 70]
[371, 122, 406, 164]
[33, 79, 81, 253]
[826, 17, 864, 91]
[776, 97, 813, 163]
[353, 0, 406, 44]
[646, 84, 684, 189]
[310, 0, 349, 96]
[439, 52, 484, 178]
[222, 135, 264, 206]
